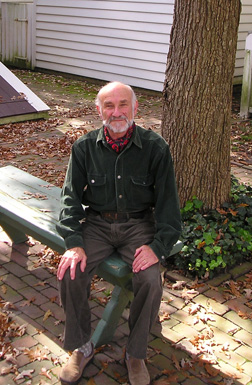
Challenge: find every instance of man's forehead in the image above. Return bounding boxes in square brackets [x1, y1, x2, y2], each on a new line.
[101, 91, 132, 105]
[100, 84, 132, 101]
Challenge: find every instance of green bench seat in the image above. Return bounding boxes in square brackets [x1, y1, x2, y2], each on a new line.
[0, 165, 182, 347]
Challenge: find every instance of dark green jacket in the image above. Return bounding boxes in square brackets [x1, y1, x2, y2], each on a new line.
[57, 125, 181, 260]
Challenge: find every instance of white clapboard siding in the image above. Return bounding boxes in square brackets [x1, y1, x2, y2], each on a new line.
[34, 0, 174, 91]
[235, 0, 252, 82]
[34, 0, 252, 91]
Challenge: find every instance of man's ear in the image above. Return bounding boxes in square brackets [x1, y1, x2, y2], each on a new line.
[134, 100, 139, 116]
[96, 105, 103, 119]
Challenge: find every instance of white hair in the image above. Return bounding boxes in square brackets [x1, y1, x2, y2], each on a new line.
[95, 81, 137, 114]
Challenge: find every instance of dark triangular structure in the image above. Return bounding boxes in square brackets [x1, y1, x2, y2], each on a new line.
[0, 63, 50, 125]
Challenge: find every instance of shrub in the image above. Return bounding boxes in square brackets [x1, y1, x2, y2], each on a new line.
[174, 178, 252, 278]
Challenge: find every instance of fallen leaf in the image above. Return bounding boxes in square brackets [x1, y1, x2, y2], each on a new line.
[238, 310, 252, 319]
[181, 288, 199, 301]
[180, 358, 193, 369]
[87, 378, 97, 385]
[171, 353, 180, 370]
[1, 285, 7, 294]
[172, 280, 186, 290]
[229, 208, 238, 216]
[43, 309, 53, 321]
[24, 346, 50, 362]
[3, 301, 17, 310]
[197, 241, 206, 249]
[229, 281, 241, 297]
[5, 353, 18, 365]
[244, 288, 252, 299]
[159, 311, 170, 322]
[205, 363, 220, 376]
[236, 362, 244, 373]
[20, 297, 36, 307]
[188, 303, 201, 315]
[221, 342, 230, 352]
[40, 367, 52, 379]
[1, 365, 16, 375]
[14, 369, 35, 380]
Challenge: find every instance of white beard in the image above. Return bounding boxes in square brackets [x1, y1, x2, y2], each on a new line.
[104, 116, 133, 133]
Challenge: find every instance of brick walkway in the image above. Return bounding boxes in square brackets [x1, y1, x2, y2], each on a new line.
[0, 166, 251, 385]
[0, 228, 252, 385]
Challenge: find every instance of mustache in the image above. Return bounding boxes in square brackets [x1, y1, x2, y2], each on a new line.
[108, 116, 128, 122]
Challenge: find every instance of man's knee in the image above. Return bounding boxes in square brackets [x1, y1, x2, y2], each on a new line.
[133, 263, 162, 295]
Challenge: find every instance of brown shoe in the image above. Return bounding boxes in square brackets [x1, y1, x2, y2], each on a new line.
[60, 346, 94, 385]
[125, 356, 150, 385]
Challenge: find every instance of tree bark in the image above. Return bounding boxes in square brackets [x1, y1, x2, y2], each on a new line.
[161, 0, 241, 209]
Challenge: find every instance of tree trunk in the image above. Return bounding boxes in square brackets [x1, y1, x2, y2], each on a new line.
[161, 0, 241, 209]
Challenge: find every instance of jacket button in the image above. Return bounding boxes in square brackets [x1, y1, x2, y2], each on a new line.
[91, 179, 95, 184]
[119, 195, 123, 199]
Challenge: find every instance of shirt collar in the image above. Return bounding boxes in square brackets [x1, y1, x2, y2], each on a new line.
[96, 123, 142, 149]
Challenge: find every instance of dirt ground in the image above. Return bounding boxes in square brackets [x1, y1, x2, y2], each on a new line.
[0, 68, 251, 188]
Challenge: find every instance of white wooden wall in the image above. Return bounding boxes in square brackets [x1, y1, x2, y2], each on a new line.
[1, 1, 33, 68]
[235, 0, 252, 83]
[21, 0, 252, 91]
[34, 0, 174, 91]
[0, 1, 1, 55]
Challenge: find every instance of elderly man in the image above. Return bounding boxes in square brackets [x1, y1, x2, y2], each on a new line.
[57, 81, 181, 385]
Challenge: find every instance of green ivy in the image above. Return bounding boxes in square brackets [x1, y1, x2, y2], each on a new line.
[175, 178, 252, 278]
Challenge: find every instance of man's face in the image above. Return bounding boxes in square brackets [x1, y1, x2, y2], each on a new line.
[97, 84, 138, 135]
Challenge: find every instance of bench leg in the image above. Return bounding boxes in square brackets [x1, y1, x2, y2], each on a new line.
[0, 219, 28, 244]
[91, 285, 133, 347]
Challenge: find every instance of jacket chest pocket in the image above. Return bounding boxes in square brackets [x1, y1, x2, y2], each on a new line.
[130, 175, 154, 204]
[84, 174, 107, 205]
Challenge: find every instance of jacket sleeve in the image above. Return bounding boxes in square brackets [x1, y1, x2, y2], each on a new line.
[56, 142, 87, 250]
[149, 143, 182, 261]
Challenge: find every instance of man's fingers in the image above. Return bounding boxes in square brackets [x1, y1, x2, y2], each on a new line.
[70, 259, 78, 280]
[80, 257, 86, 272]
[132, 245, 159, 273]
[57, 247, 87, 280]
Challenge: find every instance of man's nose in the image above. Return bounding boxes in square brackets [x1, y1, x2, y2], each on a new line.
[112, 106, 121, 117]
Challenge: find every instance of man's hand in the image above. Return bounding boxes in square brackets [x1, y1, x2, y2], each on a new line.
[132, 245, 159, 273]
[57, 247, 87, 281]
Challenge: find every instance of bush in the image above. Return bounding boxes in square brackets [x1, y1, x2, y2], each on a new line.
[175, 178, 252, 278]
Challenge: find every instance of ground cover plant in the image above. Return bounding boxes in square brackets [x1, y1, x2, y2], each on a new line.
[173, 179, 252, 278]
